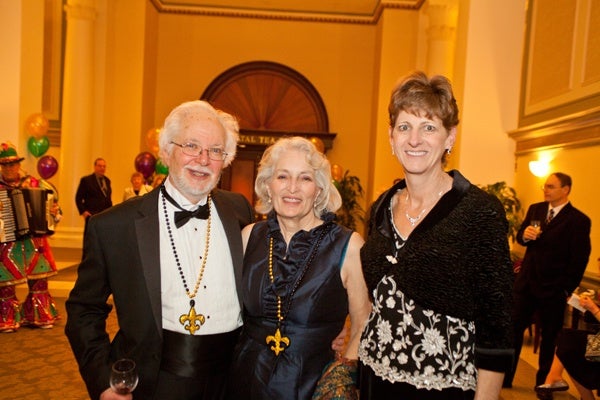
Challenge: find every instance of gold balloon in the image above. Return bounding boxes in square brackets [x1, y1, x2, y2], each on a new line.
[309, 137, 325, 153]
[331, 164, 344, 182]
[146, 127, 161, 155]
[25, 113, 49, 139]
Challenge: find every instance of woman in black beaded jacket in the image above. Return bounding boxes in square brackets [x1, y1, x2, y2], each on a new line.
[357, 71, 514, 400]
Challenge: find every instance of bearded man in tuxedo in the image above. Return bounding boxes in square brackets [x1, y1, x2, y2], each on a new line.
[66, 100, 254, 400]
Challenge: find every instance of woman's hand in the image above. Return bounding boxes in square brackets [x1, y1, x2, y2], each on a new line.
[579, 295, 600, 320]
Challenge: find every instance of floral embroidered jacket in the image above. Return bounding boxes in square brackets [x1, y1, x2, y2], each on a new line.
[359, 170, 514, 391]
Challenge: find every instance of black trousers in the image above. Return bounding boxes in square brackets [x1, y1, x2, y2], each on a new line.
[505, 292, 566, 386]
[153, 369, 227, 400]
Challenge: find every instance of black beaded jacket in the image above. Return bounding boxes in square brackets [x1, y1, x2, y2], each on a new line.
[361, 170, 514, 372]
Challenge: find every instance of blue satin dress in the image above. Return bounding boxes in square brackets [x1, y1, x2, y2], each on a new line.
[228, 212, 352, 400]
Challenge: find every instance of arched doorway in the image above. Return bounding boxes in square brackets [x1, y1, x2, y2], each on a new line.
[201, 61, 336, 207]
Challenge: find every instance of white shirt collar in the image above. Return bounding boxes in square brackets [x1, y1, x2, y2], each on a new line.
[549, 201, 568, 216]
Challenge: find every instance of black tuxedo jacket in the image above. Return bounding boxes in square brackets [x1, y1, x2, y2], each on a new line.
[514, 201, 591, 299]
[75, 173, 113, 215]
[65, 187, 254, 399]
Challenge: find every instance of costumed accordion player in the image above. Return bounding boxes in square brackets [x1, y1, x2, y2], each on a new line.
[0, 187, 55, 243]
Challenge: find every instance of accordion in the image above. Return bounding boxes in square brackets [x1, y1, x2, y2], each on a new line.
[0, 187, 55, 243]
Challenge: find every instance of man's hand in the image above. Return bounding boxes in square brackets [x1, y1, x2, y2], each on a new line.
[522, 225, 540, 241]
[99, 387, 132, 400]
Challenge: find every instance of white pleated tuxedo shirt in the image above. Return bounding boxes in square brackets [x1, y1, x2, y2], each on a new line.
[159, 180, 242, 335]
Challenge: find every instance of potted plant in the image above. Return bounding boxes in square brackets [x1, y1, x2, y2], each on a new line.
[479, 181, 524, 262]
[333, 169, 365, 231]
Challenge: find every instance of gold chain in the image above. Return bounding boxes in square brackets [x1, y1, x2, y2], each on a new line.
[265, 237, 290, 355]
[268, 237, 283, 323]
[161, 190, 212, 335]
[186, 195, 211, 299]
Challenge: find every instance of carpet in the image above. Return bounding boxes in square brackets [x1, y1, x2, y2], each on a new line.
[0, 262, 579, 400]
[0, 286, 118, 400]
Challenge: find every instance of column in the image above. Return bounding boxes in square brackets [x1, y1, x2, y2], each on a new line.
[425, 0, 459, 77]
[55, 0, 96, 247]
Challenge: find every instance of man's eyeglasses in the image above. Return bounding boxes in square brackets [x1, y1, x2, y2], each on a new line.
[170, 141, 228, 161]
[541, 184, 562, 190]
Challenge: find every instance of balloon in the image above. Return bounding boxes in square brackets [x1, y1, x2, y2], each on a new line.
[134, 152, 157, 179]
[27, 136, 50, 157]
[25, 113, 49, 139]
[155, 158, 169, 175]
[146, 128, 161, 155]
[309, 137, 325, 153]
[331, 164, 344, 182]
[37, 155, 59, 179]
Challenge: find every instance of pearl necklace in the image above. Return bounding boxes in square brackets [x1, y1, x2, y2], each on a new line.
[161, 191, 212, 335]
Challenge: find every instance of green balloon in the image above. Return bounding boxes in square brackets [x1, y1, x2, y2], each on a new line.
[27, 136, 50, 158]
[155, 159, 169, 175]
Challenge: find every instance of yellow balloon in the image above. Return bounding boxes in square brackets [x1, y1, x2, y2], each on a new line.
[25, 113, 49, 139]
[146, 127, 161, 155]
[309, 137, 325, 153]
[331, 164, 344, 182]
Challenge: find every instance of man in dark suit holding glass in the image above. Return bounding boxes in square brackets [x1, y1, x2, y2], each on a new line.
[504, 172, 591, 390]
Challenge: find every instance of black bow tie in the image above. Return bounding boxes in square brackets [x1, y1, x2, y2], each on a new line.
[161, 185, 210, 228]
[174, 205, 209, 228]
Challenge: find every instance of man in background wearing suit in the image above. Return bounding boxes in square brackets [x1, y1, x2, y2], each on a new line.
[75, 158, 113, 231]
[504, 172, 591, 391]
[65, 100, 254, 400]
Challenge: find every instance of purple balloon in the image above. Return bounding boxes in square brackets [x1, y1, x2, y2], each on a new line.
[37, 155, 59, 179]
[134, 152, 157, 179]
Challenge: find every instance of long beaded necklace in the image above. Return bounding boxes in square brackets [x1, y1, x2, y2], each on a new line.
[265, 225, 329, 356]
[161, 191, 212, 335]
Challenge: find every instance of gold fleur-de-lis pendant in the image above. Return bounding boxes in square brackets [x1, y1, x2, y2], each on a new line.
[179, 304, 205, 335]
[266, 328, 290, 356]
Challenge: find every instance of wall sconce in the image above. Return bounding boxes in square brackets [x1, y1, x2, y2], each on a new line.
[529, 160, 550, 177]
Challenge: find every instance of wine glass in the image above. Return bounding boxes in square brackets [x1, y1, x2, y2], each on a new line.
[530, 220, 541, 237]
[110, 358, 139, 395]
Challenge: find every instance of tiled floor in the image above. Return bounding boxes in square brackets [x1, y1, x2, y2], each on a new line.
[501, 339, 578, 400]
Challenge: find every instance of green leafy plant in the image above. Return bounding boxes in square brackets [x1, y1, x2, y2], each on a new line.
[479, 181, 523, 245]
[334, 170, 365, 231]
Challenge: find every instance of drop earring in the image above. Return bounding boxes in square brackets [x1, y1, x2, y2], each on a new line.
[314, 191, 321, 209]
[446, 148, 452, 155]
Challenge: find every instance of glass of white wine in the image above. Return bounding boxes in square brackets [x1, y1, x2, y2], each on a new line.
[530, 220, 541, 238]
[110, 358, 139, 395]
